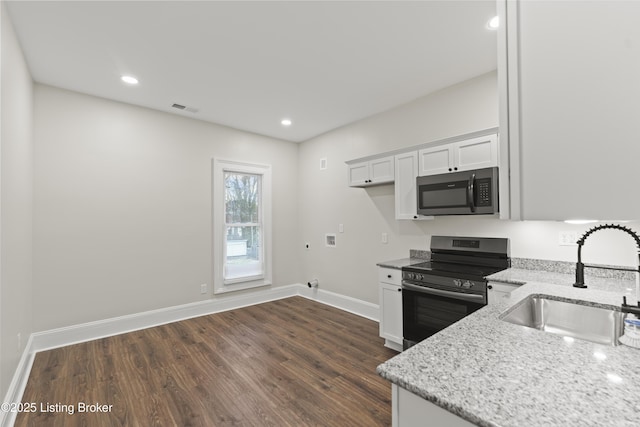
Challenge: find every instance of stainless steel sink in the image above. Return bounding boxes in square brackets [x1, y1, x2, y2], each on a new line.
[500, 295, 625, 346]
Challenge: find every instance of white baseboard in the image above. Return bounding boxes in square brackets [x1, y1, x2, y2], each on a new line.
[297, 285, 380, 321]
[0, 335, 36, 427]
[30, 284, 379, 353]
[30, 284, 301, 353]
[384, 339, 404, 352]
[2, 283, 380, 426]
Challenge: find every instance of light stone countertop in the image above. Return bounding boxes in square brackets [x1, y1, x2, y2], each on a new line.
[376, 257, 426, 270]
[377, 268, 640, 427]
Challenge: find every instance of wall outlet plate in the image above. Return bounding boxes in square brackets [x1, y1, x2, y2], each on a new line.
[325, 234, 336, 247]
[559, 231, 579, 246]
[200, 283, 207, 294]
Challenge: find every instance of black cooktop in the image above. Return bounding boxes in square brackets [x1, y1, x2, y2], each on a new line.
[403, 261, 506, 280]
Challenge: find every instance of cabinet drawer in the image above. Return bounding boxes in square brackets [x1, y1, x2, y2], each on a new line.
[378, 267, 402, 286]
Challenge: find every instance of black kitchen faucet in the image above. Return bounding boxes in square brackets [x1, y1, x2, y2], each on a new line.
[572, 223, 640, 314]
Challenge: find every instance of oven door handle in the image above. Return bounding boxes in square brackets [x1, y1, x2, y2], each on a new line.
[402, 281, 485, 302]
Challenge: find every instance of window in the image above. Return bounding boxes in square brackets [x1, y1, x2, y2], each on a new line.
[224, 171, 262, 281]
[213, 159, 272, 293]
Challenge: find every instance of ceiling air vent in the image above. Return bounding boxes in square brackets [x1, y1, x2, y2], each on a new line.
[171, 103, 199, 113]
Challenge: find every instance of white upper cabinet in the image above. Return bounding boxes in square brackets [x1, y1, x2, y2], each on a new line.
[499, 0, 640, 220]
[346, 129, 499, 218]
[418, 134, 498, 177]
[370, 156, 395, 183]
[417, 145, 452, 176]
[347, 162, 370, 187]
[394, 151, 432, 220]
[456, 135, 498, 172]
[347, 155, 394, 187]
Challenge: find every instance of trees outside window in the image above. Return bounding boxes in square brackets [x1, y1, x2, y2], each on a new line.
[224, 172, 262, 281]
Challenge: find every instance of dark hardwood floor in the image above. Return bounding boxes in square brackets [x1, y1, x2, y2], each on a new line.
[15, 296, 398, 427]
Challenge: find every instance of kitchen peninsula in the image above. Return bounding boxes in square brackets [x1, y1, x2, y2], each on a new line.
[378, 267, 640, 427]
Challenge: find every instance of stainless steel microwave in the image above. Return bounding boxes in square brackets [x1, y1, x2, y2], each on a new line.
[416, 167, 499, 216]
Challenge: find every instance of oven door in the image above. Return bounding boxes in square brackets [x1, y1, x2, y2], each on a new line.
[402, 281, 486, 349]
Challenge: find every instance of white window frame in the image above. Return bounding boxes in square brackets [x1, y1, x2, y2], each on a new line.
[212, 158, 272, 294]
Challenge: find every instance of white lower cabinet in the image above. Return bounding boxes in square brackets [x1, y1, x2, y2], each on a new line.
[379, 267, 403, 351]
[392, 385, 475, 427]
[487, 280, 521, 306]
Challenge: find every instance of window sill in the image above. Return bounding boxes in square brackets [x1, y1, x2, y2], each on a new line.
[214, 278, 272, 295]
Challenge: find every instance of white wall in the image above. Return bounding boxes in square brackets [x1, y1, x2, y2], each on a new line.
[1, 2, 34, 399]
[298, 71, 639, 305]
[33, 85, 300, 331]
[8, 19, 640, 355]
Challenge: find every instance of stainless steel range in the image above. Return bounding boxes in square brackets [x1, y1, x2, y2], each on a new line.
[402, 236, 510, 349]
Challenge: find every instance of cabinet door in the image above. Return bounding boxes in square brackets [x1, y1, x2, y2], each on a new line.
[348, 161, 370, 187]
[454, 134, 498, 172]
[395, 152, 434, 220]
[501, 0, 640, 220]
[379, 282, 403, 345]
[394, 385, 476, 427]
[369, 156, 395, 184]
[418, 145, 453, 176]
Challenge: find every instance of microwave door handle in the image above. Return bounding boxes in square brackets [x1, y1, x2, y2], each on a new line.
[467, 173, 476, 212]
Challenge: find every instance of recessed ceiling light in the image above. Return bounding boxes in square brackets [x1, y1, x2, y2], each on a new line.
[487, 16, 499, 30]
[281, 119, 292, 126]
[121, 75, 139, 85]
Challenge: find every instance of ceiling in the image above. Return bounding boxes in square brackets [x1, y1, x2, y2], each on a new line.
[6, 1, 498, 143]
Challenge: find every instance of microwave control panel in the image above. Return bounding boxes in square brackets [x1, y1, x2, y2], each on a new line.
[476, 178, 492, 207]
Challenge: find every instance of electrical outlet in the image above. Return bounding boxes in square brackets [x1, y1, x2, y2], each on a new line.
[381, 233, 388, 244]
[559, 231, 579, 246]
[200, 283, 207, 294]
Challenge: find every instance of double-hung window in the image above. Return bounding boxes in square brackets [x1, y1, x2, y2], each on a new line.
[213, 159, 272, 293]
